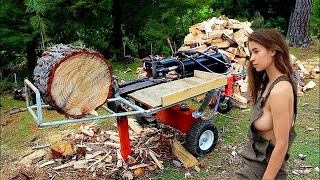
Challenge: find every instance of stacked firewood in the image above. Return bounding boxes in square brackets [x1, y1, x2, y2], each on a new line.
[178, 15, 252, 66]
[178, 16, 252, 107]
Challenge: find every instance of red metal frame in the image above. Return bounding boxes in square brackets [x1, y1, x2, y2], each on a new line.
[117, 116, 131, 159]
[154, 104, 201, 133]
[224, 74, 242, 97]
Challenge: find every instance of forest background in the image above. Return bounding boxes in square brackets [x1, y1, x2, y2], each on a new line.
[0, 0, 319, 89]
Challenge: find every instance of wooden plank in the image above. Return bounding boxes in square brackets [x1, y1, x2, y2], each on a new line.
[128, 118, 143, 135]
[128, 71, 227, 107]
[172, 139, 199, 168]
[161, 72, 227, 107]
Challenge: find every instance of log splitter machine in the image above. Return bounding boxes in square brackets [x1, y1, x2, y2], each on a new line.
[109, 46, 233, 158]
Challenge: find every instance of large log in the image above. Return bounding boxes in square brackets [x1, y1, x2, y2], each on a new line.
[33, 44, 113, 118]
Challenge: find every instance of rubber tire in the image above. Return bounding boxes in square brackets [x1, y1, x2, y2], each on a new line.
[185, 120, 219, 157]
[218, 96, 233, 114]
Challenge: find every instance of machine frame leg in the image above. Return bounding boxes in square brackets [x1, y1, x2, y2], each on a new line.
[117, 116, 131, 159]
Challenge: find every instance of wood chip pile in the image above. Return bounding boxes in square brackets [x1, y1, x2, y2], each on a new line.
[22, 118, 201, 179]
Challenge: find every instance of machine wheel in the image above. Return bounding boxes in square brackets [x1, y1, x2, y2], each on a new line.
[185, 120, 219, 157]
[218, 96, 232, 114]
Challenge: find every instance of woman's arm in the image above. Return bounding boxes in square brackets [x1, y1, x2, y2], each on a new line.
[263, 82, 293, 180]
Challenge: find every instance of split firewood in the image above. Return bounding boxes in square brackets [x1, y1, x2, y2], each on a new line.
[226, 47, 240, 56]
[221, 33, 238, 47]
[128, 118, 144, 135]
[80, 125, 94, 137]
[191, 45, 207, 52]
[290, 54, 297, 63]
[116, 150, 123, 168]
[237, 47, 248, 58]
[86, 151, 103, 160]
[129, 163, 150, 170]
[103, 142, 121, 148]
[295, 60, 310, 75]
[52, 160, 75, 170]
[33, 44, 113, 118]
[39, 160, 55, 168]
[74, 160, 88, 169]
[31, 144, 50, 150]
[149, 150, 164, 170]
[122, 171, 133, 180]
[172, 139, 199, 168]
[86, 151, 111, 171]
[303, 81, 316, 92]
[218, 49, 236, 59]
[211, 40, 231, 48]
[232, 93, 248, 104]
[103, 130, 118, 136]
[235, 57, 247, 66]
[109, 135, 120, 142]
[145, 135, 160, 145]
[242, 21, 253, 34]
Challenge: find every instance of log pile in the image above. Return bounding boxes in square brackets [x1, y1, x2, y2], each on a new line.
[21, 119, 202, 179]
[291, 55, 319, 95]
[33, 44, 113, 118]
[179, 15, 252, 107]
[178, 15, 251, 66]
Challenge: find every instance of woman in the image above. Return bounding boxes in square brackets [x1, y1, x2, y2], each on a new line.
[235, 29, 297, 179]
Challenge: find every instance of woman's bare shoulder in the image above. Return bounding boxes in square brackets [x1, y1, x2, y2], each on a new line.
[270, 81, 293, 99]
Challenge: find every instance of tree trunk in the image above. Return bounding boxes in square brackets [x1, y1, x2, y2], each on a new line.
[288, 0, 313, 47]
[110, 0, 123, 60]
[26, 38, 38, 73]
[33, 44, 113, 118]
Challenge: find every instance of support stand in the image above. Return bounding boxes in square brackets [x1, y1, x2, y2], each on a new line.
[117, 116, 131, 159]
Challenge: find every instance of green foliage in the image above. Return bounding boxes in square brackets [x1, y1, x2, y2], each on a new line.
[311, 0, 320, 36]
[0, 78, 16, 92]
[264, 16, 286, 34]
[123, 36, 138, 56]
[211, 0, 254, 19]
[251, 11, 265, 30]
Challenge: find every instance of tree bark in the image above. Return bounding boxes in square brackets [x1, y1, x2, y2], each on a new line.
[33, 44, 113, 118]
[110, 0, 123, 60]
[288, 0, 313, 47]
[26, 38, 38, 72]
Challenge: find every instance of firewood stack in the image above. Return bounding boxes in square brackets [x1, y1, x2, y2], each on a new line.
[33, 44, 113, 118]
[178, 15, 252, 66]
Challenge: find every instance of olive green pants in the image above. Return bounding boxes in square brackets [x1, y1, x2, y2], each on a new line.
[235, 157, 287, 179]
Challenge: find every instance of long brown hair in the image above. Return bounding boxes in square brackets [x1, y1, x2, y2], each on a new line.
[247, 28, 296, 104]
